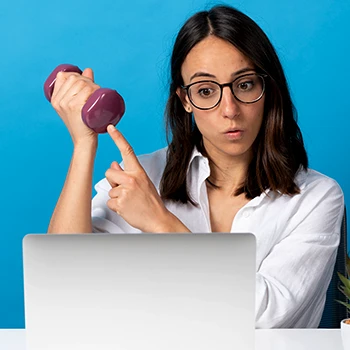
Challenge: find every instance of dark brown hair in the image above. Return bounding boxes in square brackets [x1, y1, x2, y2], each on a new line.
[160, 5, 308, 205]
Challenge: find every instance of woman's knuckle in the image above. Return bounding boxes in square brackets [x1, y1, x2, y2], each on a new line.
[58, 100, 66, 110]
[125, 146, 135, 157]
[107, 198, 114, 210]
[56, 71, 64, 79]
[67, 99, 77, 109]
[51, 99, 59, 109]
[67, 73, 78, 81]
[127, 176, 136, 186]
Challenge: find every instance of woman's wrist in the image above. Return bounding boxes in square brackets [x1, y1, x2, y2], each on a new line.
[73, 136, 98, 154]
[151, 209, 191, 233]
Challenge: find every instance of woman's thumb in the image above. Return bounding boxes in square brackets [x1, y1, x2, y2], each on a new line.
[82, 68, 94, 81]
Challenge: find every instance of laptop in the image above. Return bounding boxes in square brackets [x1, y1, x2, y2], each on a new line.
[23, 233, 256, 350]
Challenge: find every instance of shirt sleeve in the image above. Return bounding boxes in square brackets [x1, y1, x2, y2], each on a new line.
[255, 176, 344, 328]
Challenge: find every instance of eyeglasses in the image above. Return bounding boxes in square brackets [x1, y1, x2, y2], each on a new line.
[181, 73, 267, 110]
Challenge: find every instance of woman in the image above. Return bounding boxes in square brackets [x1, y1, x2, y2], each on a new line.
[48, 5, 344, 328]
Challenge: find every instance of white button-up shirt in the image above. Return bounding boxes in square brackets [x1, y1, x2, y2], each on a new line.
[91, 147, 344, 329]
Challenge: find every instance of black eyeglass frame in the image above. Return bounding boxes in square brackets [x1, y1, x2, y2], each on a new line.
[181, 73, 268, 110]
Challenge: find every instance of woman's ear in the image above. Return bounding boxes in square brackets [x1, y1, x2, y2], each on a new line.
[176, 87, 193, 113]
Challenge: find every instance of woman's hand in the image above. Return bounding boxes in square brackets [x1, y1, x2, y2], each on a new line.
[105, 125, 184, 233]
[51, 68, 99, 146]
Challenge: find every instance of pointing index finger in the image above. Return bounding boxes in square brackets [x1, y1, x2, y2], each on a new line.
[107, 125, 141, 170]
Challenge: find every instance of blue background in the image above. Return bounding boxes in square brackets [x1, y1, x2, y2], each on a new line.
[0, 0, 348, 328]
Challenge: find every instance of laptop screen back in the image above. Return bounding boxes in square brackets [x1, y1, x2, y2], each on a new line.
[23, 233, 256, 350]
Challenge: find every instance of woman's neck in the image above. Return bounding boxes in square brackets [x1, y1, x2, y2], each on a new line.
[204, 146, 252, 194]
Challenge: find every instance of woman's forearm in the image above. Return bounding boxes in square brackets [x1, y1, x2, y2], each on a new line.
[48, 140, 97, 234]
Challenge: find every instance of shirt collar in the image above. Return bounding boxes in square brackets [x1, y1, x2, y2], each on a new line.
[187, 146, 205, 173]
[294, 167, 308, 190]
[185, 147, 308, 206]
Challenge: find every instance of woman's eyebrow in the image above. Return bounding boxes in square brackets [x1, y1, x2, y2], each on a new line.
[189, 67, 255, 82]
[190, 72, 216, 81]
[231, 67, 255, 77]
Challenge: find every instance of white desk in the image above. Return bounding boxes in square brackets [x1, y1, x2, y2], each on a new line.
[0, 329, 344, 349]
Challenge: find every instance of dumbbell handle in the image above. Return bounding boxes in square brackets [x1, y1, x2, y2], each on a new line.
[44, 64, 125, 134]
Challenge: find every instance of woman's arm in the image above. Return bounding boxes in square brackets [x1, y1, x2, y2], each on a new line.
[255, 177, 344, 328]
[47, 68, 101, 233]
[48, 140, 97, 233]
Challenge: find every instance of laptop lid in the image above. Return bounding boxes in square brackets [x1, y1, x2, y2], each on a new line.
[23, 233, 256, 350]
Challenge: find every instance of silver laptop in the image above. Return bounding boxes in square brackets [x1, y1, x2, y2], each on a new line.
[23, 233, 256, 350]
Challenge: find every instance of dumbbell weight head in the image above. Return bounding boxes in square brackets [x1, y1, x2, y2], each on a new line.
[44, 64, 125, 133]
[44, 64, 83, 101]
[81, 88, 125, 134]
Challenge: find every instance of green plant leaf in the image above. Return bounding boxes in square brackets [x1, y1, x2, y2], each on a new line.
[346, 254, 350, 276]
[338, 272, 350, 290]
[338, 285, 350, 299]
[335, 299, 350, 310]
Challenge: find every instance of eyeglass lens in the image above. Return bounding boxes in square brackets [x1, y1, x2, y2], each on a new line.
[188, 74, 265, 109]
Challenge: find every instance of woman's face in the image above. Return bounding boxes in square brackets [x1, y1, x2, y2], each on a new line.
[177, 36, 265, 161]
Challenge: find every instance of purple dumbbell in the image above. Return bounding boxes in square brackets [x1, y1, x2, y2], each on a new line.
[44, 64, 125, 134]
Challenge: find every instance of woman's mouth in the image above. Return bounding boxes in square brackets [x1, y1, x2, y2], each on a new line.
[224, 129, 244, 140]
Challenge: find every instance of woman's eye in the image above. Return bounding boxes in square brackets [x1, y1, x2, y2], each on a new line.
[198, 88, 214, 97]
[238, 81, 254, 91]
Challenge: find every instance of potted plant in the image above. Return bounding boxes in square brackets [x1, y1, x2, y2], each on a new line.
[337, 254, 350, 349]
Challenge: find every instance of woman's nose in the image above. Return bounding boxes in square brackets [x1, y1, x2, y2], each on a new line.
[220, 86, 240, 119]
